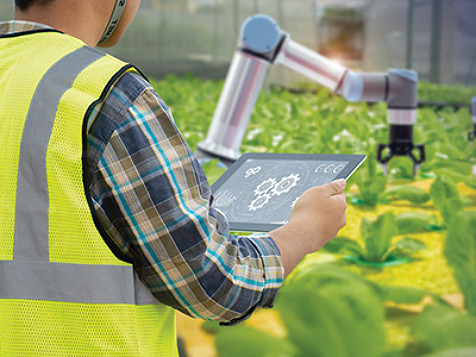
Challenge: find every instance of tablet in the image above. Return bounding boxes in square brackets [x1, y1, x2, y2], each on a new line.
[211, 153, 366, 232]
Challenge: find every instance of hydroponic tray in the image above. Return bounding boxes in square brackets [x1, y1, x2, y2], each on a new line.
[211, 153, 366, 232]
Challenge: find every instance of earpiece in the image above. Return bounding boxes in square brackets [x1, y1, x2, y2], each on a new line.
[98, 0, 127, 45]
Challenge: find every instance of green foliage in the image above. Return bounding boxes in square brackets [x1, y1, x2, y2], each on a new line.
[395, 212, 438, 234]
[215, 325, 296, 357]
[417, 107, 476, 182]
[200, 159, 226, 185]
[378, 285, 432, 305]
[392, 237, 428, 256]
[323, 212, 427, 264]
[362, 212, 397, 262]
[425, 348, 476, 357]
[411, 306, 476, 352]
[352, 155, 388, 206]
[418, 82, 476, 104]
[404, 211, 476, 355]
[384, 186, 430, 204]
[444, 210, 476, 315]
[430, 176, 464, 226]
[322, 237, 363, 256]
[277, 264, 386, 357]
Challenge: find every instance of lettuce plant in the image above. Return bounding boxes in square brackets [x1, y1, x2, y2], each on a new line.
[430, 175, 464, 227]
[350, 155, 387, 207]
[324, 212, 427, 264]
[384, 185, 430, 205]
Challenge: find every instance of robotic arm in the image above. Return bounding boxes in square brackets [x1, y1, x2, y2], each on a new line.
[196, 14, 425, 175]
[469, 97, 476, 143]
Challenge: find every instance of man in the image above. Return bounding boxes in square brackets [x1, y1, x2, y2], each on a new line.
[0, 0, 347, 355]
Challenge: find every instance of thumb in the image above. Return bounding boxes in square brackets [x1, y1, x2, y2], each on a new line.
[323, 179, 346, 196]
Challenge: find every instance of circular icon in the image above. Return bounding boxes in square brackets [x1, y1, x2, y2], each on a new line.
[315, 164, 326, 173]
[324, 164, 336, 173]
[333, 164, 346, 174]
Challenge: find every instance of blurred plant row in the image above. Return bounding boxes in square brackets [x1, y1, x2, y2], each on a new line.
[152, 76, 476, 357]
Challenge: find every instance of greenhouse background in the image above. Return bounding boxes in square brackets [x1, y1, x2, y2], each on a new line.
[1, 0, 476, 85]
[1, 1, 476, 357]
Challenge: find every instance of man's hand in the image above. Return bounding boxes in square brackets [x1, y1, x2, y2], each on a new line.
[269, 179, 347, 277]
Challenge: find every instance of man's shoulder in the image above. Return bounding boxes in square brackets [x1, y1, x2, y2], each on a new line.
[111, 70, 152, 106]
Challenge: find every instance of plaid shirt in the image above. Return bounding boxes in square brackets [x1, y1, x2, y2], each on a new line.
[0, 21, 284, 324]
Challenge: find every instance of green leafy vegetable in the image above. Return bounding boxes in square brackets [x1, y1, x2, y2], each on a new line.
[362, 212, 396, 262]
[430, 176, 464, 226]
[322, 237, 363, 256]
[352, 155, 387, 207]
[323, 212, 426, 264]
[392, 237, 428, 256]
[215, 325, 295, 357]
[277, 264, 386, 357]
[412, 306, 476, 352]
[395, 212, 438, 234]
[378, 285, 432, 305]
[384, 185, 430, 204]
[444, 210, 476, 315]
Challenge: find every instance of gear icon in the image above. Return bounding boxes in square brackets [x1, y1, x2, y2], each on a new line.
[271, 174, 301, 196]
[254, 178, 277, 196]
[248, 194, 271, 211]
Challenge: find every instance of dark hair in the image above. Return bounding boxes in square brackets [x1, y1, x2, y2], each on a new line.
[15, 0, 54, 10]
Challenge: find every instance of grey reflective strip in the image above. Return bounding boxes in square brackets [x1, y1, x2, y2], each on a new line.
[14, 47, 104, 261]
[387, 109, 417, 125]
[0, 261, 157, 305]
[5, 46, 158, 305]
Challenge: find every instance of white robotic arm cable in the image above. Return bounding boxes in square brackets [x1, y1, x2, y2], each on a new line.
[196, 14, 425, 175]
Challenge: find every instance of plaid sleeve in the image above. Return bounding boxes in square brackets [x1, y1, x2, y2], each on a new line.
[86, 72, 284, 324]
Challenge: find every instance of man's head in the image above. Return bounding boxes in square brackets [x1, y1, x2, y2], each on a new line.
[14, 0, 140, 47]
[15, 0, 53, 11]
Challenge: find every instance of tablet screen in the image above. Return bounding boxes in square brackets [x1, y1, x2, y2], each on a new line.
[211, 153, 366, 232]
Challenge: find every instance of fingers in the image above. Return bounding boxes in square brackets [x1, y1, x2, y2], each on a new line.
[322, 179, 346, 197]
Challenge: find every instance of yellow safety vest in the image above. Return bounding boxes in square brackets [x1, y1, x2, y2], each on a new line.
[0, 30, 177, 356]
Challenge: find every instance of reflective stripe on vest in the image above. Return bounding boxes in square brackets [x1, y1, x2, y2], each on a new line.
[0, 31, 176, 356]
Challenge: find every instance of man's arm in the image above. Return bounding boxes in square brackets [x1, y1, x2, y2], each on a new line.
[85, 72, 284, 323]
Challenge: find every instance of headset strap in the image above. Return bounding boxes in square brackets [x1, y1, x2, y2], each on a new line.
[98, 0, 127, 45]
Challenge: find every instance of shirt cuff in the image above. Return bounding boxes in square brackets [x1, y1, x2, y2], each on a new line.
[248, 234, 285, 307]
[219, 234, 284, 326]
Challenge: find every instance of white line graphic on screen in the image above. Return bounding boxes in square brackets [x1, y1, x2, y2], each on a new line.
[271, 173, 301, 196]
[245, 166, 262, 178]
[290, 197, 299, 209]
[254, 178, 277, 195]
[214, 190, 237, 208]
[248, 193, 272, 211]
